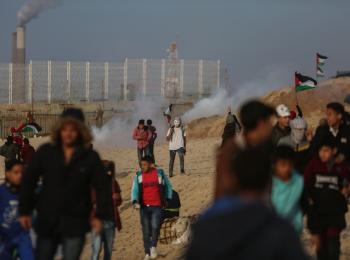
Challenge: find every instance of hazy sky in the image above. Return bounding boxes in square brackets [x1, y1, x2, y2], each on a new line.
[1, 0, 350, 88]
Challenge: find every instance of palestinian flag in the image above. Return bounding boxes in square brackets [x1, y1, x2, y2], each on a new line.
[317, 66, 325, 77]
[295, 72, 318, 92]
[317, 53, 328, 66]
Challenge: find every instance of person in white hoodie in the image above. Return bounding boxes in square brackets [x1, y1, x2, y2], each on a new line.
[166, 117, 186, 177]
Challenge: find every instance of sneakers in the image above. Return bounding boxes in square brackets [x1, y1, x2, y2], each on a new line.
[144, 254, 151, 260]
[150, 247, 158, 259]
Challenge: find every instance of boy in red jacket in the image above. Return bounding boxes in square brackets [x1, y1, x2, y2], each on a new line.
[304, 139, 349, 260]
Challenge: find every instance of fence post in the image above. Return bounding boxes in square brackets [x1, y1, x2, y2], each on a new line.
[104, 62, 109, 100]
[8, 63, 13, 104]
[161, 59, 166, 97]
[142, 59, 147, 96]
[198, 60, 204, 96]
[85, 62, 90, 102]
[180, 59, 184, 97]
[123, 58, 128, 101]
[66, 61, 71, 102]
[28, 60, 33, 104]
[47, 60, 52, 104]
[217, 60, 221, 88]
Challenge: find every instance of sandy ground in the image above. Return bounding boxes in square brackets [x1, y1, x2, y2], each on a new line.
[2, 135, 350, 259]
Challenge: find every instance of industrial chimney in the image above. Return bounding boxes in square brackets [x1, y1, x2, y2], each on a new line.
[11, 26, 26, 103]
[16, 26, 26, 64]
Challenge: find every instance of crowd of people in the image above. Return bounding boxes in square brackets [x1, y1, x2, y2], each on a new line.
[1, 99, 350, 260]
[188, 100, 350, 260]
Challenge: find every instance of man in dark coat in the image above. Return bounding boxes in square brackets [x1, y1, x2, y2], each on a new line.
[18, 108, 110, 260]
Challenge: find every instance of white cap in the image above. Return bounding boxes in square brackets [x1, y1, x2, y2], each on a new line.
[290, 117, 307, 129]
[276, 104, 291, 117]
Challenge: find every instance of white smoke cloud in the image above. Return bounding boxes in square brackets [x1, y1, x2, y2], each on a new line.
[92, 97, 169, 148]
[17, 0, 62, 26]
[182, 67, 291, 123]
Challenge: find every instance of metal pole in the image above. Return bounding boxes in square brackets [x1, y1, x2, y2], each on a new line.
[28, 60, 33, 104]
[86, 62, 90, 102]
[180, 59, 184, 97]
[198, 60, 204, 96]
[66, 61, 71, 103]
[142, 59, 147, 96]
[217, 60, 221, 88]
[123, 58, 128, 101]
[47, 60, 52, 104]
[9, 63, 13, 104]
[161, 59, 166, 97]
[104, 62, 109, 100]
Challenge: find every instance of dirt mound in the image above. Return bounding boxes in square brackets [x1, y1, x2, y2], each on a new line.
[187, 77, 350, 138]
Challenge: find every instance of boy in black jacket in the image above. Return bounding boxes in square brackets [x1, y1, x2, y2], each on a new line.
[304, 139, 349, 260]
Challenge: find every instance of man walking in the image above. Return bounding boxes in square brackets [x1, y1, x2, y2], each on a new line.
[146, 119, 157, 163]
[133, 119, 151, 166]
[18, 108, 109, 260]
[131, 156, 173, 260]
[166, 117, 186, 177]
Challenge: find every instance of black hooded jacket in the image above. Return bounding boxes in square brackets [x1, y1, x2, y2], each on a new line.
[186, 201, 309, 260]
[19, 143, 110, 238]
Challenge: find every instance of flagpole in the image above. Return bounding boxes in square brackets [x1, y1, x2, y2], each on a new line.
[294, 72, 299, 107]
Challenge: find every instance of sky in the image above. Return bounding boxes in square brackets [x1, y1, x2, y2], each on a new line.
[1, 0, 350, 89]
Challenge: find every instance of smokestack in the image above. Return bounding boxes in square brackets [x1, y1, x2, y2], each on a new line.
[11, 32, 17, 63]
[16, 26, 26, 64]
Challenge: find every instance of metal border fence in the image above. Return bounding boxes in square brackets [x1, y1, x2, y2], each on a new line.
[0, 59, 221, 104]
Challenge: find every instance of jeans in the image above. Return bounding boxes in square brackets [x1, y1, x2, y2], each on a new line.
[169, 148, 185, 176]
[140, 206, 162, 255]
[91, 221, 116, 260]
[148, 143, 155, 163]
[0, 232, 34, 260]
[36, 235, 85, 260]
[137, 148, 149, 166]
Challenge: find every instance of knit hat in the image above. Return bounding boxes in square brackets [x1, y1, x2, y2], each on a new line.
[61, 108, 85, 123]
[290, 117, 307, 129]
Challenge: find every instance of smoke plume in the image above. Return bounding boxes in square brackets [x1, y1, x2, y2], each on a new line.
[17, 0, 62, 26]
[182, 68, 291, 123]
[92, 97, 169, 148]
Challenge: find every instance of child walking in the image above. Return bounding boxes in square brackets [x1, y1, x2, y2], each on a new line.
[271, 145, 305, 234]
[91, 160, 122, 260]
[131, 156, 173, 260]
[304, 139, 349, 260]
[0, 160, 34, 260]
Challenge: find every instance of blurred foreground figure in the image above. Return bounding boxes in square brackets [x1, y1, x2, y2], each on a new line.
[186, 149, 309, 260]
[18, 108, 109, 260]
[215, 100, 275, 198]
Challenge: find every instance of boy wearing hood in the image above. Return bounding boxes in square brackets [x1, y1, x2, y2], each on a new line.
[278, 117, 312, 173]
[166, 117, 186, 177]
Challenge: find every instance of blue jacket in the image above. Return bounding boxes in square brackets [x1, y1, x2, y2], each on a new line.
[271, 171, 304, 234]
[0, 183, 34, 260]
[131, 168, 173, 207]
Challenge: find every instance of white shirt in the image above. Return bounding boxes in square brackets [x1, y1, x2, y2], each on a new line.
[167, 127, 186, 151]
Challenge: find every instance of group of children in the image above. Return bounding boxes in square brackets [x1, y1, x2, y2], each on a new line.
[269, 102, 350, 260]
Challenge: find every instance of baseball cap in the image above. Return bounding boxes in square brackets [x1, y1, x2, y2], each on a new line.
[276, 104, 291, 117]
